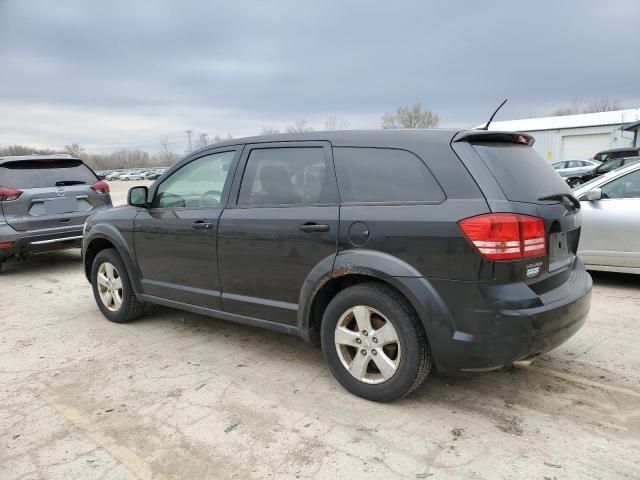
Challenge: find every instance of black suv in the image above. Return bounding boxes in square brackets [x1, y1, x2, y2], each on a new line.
[1, 155, 112, 272]
[82, 130, 592, 401]
[593, 146, 640, 162]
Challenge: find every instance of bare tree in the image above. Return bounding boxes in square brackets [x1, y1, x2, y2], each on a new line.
[262, 126, 281, 135]
[286, 119, 314, 133]
[324, 115, 350, 131]
[382, 103, 439, 129]
[551, 100, 582, 116]
[159, 134, 173, 166]
[212, 133, 233, 143]
[0, 145, 58, 156]
[551, 97, 621, 116]
[585, 97, 620, 113]
[64, 143, 85, 158]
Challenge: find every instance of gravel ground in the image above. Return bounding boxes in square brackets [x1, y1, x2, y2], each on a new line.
[1, 181, 639, 479]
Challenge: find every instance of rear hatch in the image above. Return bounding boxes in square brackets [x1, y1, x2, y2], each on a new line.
[452, 132, 582, 291]
[0, 158, 111, 232]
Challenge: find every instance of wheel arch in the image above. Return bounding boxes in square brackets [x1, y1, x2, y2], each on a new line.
[298, 250, 453, 350]
[83, 225, 143, 294]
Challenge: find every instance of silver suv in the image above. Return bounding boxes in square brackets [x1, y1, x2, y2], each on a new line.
[0, 155, 112, 272]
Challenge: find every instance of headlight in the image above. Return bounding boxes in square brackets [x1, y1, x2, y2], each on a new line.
[561, 177, 568, 181]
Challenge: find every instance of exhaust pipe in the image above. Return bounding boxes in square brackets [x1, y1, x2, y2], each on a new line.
[512, 358, 536, 369]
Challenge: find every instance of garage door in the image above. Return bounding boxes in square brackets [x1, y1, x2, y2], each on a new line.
[561, 133, 611, 160]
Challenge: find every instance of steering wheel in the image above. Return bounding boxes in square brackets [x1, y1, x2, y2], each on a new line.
[200, 189, 223, 207]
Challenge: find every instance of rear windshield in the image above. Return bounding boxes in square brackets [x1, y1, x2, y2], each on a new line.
[472, 143, 572, 203]
[0, 160, 97, 188]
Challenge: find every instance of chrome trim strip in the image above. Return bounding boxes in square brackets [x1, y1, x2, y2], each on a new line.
[30, 235, 83, 245]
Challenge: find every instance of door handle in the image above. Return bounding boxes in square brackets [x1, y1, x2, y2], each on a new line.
[298, 222, 330, 233]
[192, 220, 214, 230]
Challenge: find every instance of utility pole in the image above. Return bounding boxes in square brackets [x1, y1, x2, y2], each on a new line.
[185, 129, 194, 153]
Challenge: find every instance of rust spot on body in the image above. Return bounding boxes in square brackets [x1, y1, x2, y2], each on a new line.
[333, 265, 352, 277]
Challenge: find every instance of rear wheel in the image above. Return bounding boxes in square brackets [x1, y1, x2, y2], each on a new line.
[320, 283, 432, 402]
[91, 248, 145, 323]
[569, 178, 583, 188]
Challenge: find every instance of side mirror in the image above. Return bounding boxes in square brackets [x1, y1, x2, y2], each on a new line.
[128, 186, 149, 207]
[583, 188, 602, 201]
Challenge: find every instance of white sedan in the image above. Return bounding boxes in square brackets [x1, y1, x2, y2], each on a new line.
[574, 161, 640, 274]
[119, 171, 144, 181]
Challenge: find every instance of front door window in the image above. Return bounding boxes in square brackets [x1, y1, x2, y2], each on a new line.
[154, 151, 235, 209]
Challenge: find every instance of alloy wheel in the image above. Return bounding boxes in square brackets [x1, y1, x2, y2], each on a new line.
[96, 262, 123, 312]
[334, 305, 401, 384]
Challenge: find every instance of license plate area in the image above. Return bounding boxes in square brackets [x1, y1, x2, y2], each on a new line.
[45, 197, 77, 215]
[548, 231, 572, 272]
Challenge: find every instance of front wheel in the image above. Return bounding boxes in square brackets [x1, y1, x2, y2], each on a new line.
[91, 248, 145, 323]
[569, 178, 583, 188]
[321, 283, 432, 402]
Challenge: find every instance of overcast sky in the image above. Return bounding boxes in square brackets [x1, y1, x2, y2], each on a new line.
[1, 0, 639, 154]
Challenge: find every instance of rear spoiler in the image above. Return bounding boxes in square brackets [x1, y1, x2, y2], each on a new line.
[454, 131, 535, 146]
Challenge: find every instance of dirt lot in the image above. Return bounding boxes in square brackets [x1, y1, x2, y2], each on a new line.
[1, 181, 639, 479]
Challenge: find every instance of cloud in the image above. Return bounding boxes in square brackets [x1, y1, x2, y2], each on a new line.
[1, 0, 638, 152]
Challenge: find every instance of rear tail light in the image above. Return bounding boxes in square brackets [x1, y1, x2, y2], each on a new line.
[458, 213, 546, 261]
[90, 180, 110, 194]
[0, 186, 23, 201]
[0, 242, 14, 249]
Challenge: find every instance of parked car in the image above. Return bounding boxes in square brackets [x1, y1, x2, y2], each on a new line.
[119, 171, 144, 181]
[563, 156, 640, 188]
[105, 171, 124, 181]
[593, 146, 640, 162]
[145, 170, 163, 180]
[0, 155, 112, 272]
[82, 130, 591, 401]
[573, 161, 640, 274]
[552, 159, 601, 177]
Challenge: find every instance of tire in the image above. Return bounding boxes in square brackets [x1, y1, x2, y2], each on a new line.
[91, 248, 145, 323]
[569, 178, 583, 188]
[320, 282, 432, 402]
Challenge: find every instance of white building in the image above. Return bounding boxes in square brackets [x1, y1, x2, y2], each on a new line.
[485, 108, 640, 162]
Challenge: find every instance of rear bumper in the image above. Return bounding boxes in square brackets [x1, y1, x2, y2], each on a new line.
[0, 223, 84, 259]
[405, 261, 592, 372]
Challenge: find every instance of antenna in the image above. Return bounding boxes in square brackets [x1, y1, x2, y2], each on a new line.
[479, 98, 508, 130]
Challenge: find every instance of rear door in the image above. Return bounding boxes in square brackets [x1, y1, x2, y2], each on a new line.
[452, 133, 582, 288]
[0, 159, 110, 231]
[217, 142, 339, 325]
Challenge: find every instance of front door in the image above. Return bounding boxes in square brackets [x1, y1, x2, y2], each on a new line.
[580, 168, 640, 268]
[217, 142, 339, 325]
[133, 149, 240, 309]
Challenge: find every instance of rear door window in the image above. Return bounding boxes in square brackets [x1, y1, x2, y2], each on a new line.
[238, 147, 336, 206]
[472, 143, 571, 203]
[333, 147, 444, 203]
[0, 160, 97, 188]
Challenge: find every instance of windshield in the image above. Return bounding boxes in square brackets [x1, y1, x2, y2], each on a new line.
[596, 159, 623, 173]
